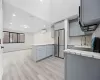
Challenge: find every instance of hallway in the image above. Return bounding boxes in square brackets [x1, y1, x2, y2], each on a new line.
[2, 56, 64, 80]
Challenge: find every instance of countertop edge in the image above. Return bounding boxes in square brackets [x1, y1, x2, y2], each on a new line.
[64, 49, 100, 59]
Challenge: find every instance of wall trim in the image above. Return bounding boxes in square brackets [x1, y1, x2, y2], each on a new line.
[3, 48, 32, 53]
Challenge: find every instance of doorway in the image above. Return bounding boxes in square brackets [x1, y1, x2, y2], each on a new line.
[54, 29, 65, 59]
[0, 1, 4, 79]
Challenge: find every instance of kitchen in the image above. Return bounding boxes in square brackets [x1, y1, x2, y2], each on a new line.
[1, 0, 100, 80]
[64, 0, 100, 80]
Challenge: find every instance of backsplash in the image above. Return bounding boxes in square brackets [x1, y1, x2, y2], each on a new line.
[68, 35, 92, 47]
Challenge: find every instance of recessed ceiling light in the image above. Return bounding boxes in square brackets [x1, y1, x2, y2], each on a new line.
[13, 14, 16, 17]
[10, 23, 12, 25]
[20, 25, 30, 29]
[44, 25, 46, 28]
[24, 25, 30, 28]
[40, 0, 43, 2]
[24, 26, 28, 28]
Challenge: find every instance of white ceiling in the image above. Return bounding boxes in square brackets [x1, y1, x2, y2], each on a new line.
[4, 0, 80, 23]
[3, 2, 51, 33]
[3, 0, 51, 22]
[51, 0, 80, 22]
[3, 0, 80, 33]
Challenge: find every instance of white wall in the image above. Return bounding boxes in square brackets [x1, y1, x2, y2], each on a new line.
[92, 25, 100, 38]
[3, 33, 33, 53]
[65, 20, 69, 49]
[33, 28, 54, 45]
[51, 0, 80, 23]
[68, 36, 92, 47]
[0, 0, 3, 79]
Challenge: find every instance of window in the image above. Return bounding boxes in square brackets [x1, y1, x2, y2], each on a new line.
[10, 32, 17, 43]
[3, 31, 9, 43]
[10, 33, 13, 43]
[18, 33, 25, 43]
[3, 31, 25, 44]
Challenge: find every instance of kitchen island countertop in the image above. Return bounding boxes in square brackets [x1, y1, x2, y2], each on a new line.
[64, 49, 100, 59]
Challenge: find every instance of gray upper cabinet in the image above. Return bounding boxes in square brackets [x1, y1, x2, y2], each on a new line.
[69, 18, 85, 37]
[80, 0, 100, 26]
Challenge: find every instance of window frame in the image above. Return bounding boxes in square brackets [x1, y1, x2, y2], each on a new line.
[18, 33, 25, 43]
[3, 31, 10, 44]
[3, 31, 25, 44]
[9, 32, 18, 43]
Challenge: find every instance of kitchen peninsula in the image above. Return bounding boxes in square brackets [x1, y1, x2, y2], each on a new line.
[64, 49, 100, 80]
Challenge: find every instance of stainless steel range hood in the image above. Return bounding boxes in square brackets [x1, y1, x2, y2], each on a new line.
[79, 0, 100, 32]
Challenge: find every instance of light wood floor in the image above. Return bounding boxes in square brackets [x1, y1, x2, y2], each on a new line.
[2, 57, 64, 80]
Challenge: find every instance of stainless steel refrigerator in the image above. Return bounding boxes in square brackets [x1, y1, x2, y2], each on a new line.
[54, 29, 65, 59]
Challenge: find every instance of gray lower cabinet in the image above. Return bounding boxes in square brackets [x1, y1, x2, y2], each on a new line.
[46, 45, 54, 57]
[32, 44, 54, 62]
[36, 46, 47, 61]
[65, 53, 100, 80]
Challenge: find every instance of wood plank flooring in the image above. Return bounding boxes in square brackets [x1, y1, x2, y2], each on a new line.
[2, 57, 64, 80]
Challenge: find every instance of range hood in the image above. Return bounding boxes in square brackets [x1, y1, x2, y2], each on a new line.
[79, 0, 100, 32]
[79, 19, 98, 32]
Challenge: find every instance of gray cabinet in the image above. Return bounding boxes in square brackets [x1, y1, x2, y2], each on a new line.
[46, 45, 54, 57]
[65, 53, 100, 80]
[32, 44, 54, 62]
[69, 18, 85, 36]
[80, 0, 100, 26]
[36, 46, 46, 60]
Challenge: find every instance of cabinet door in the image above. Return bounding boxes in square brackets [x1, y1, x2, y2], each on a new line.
[46, 45, 54, 57]
[69, 18, 84, 36]
[36, 46, 46, 61]
[81, 0, 100, 26]
[31, 46, 37, 61]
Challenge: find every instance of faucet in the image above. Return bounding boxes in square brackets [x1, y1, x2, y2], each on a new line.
[84, 36, 86, 45]
[81, 37, 82, 46]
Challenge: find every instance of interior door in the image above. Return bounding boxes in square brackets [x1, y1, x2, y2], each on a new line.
[0, 0, 3, 79]
[59, 29, 65, 58]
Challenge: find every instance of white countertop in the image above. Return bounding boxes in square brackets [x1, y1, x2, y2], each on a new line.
[31, 44, 54, 46]
[64, 49, 100, 59]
